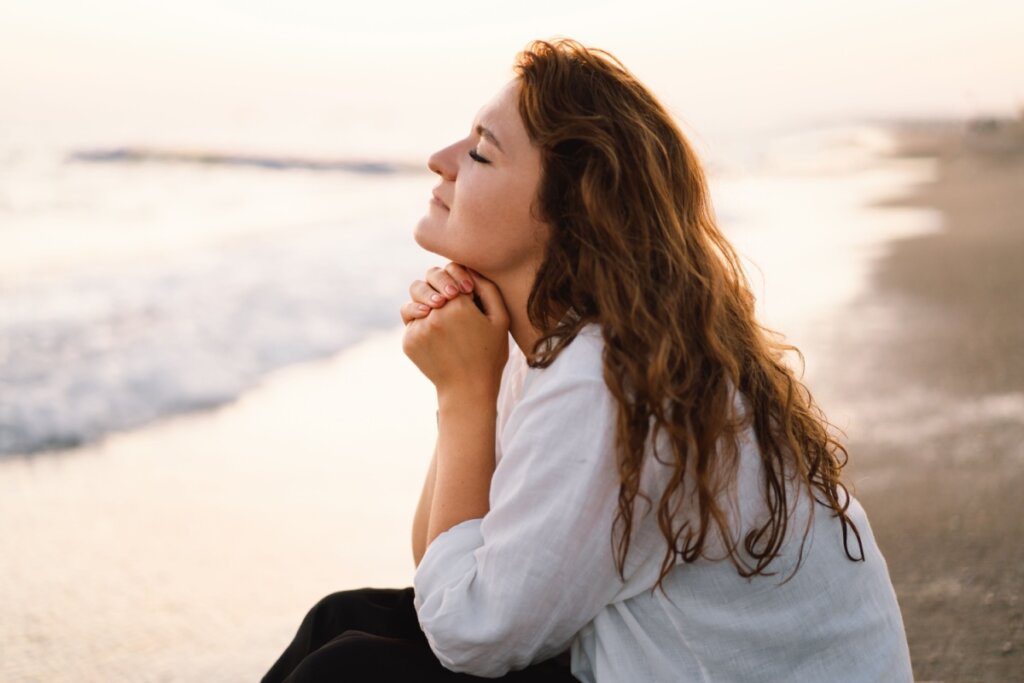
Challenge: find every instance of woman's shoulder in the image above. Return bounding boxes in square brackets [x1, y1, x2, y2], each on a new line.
[499, 323, 607, 425]
[535, 322, 605, 380]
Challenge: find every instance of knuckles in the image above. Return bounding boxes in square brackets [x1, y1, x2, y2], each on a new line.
[418, 295, 475, 329]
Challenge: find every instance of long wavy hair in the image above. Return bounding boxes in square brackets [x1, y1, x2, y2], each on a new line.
[513, 38, 863, 589]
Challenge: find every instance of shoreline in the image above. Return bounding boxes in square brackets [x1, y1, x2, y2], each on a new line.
[839, 117, 1024, 681]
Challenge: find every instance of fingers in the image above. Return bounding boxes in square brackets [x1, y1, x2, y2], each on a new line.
[401, 262, 477, 325]
[400, 300, 431, 326]
[427, 263, 474, 298]
[408, 279, 447, 309]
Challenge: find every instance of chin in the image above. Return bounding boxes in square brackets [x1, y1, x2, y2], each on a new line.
[412, 227, 435, 251]
[414, 222, 455, 263]
[413, 217, 437, 251]
[412, 218, 485, 272]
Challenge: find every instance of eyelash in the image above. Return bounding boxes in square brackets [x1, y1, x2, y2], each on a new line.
[468, 148, 490, 164]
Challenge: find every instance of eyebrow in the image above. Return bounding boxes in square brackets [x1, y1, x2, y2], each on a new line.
[475, 124, 504, 153]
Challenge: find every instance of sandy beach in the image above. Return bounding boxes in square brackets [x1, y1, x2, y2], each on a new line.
[834, 118, 1024, 681]
[1, 119, 1021, 682]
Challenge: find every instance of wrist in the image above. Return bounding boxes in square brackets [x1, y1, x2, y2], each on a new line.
[436, 387, 499, 415]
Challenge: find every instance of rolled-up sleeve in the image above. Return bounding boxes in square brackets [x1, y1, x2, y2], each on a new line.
[413, 348, 631, 677]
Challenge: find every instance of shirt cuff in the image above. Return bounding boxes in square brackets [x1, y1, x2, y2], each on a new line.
[414, 518, 488, 673]
[413, 517, 485, 613]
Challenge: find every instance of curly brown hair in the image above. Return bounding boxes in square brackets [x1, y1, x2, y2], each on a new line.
[512, 38, 863, 589]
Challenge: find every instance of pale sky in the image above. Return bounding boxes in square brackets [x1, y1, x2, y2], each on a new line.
[2, 0, 1021, 161]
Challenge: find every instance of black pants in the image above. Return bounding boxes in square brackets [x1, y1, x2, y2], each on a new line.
[261, 587, 580, 682]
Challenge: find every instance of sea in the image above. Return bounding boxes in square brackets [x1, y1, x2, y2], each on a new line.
[0, 120, 941, 457]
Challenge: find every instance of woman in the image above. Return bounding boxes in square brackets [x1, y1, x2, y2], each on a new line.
[262, 38, 912, 682]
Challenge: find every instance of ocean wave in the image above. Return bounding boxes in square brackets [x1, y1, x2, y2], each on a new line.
[0, 217, 426, 457]
[67, 147, 425, 175]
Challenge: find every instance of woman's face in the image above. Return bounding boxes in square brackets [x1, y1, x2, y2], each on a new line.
[414, 79, 549, 282]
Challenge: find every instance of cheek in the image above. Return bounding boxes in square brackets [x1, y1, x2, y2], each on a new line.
[419, 178, 544, 268]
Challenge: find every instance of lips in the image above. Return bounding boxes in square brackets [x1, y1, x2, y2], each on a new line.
[431, 190, 449, 210]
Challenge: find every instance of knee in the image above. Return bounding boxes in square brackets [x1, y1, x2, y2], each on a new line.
[309, 587, 407, 617]
[308, 589, 362, 618]
[284, 631, 396, 681]
[298, 591, 356, 640]
[301, 587, 412, 638]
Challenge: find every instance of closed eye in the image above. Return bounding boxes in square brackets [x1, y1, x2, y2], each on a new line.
[468, 148, 490, 164]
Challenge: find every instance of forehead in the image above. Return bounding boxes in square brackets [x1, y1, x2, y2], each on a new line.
[473, 80, 527, 149]
[477, 79, 519, 116]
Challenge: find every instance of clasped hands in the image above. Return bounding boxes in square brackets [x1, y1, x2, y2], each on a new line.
[401, 262, 510, 401]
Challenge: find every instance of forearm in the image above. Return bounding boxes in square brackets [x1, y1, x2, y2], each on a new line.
[412, 443, 438, 567]
[425, 391, 497, 550]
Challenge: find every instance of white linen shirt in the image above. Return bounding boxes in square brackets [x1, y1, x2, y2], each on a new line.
[413, 323, 912, 682]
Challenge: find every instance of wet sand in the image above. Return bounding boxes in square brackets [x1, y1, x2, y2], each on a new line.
[835, 118, 1024, 681]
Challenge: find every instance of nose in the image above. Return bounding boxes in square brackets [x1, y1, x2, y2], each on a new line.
[427, 141, 459, 181]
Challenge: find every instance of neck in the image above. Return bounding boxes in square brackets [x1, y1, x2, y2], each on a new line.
[491, 269, 542, 359]
[487, 265, 570, 361]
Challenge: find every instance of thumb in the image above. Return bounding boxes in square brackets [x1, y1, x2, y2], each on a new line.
[467, 268, 510, 327]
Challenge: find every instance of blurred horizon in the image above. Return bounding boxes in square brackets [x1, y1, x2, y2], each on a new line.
[2, 0, 1022, 165]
